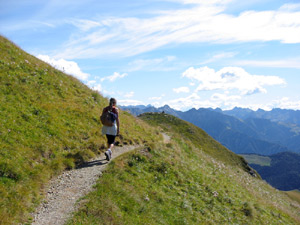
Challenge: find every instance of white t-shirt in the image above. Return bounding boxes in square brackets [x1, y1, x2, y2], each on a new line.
[102, 121, 117, 136]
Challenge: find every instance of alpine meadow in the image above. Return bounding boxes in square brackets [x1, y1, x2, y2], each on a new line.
[0, 36, 159, 224]
[0, 36, 300, 224]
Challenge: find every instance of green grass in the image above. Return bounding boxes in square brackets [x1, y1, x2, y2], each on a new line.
[285, 190, 300, 205]
[66, 113, 300, 224]
[139, 113, 257, 174]
[240, 154, 271, 166]
[0, 36, 160, 224]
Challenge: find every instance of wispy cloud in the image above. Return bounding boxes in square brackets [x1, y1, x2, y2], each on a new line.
[37, 54, 89, 80]
[173, 86, 190, 93]
[182, 66, 286, 95]
[124, 91, 135, 98]
[200, 52, 237, 65]
[149, 94, 165, 101]
[165, 93, 219, 110]
[128, 56, 177, 72]
[53, 2, 300, 59]
[67, 19, 101, 31]
[280, 3, 300, 12]
[100, 72, 128, 82]
[270, 97, 300, 110]
[210, 93, 241, 108]
[236, 59, 300, 69]
[118, 99, 144, 106]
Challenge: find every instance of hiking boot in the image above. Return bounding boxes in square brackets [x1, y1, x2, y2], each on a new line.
[105, 151, 111, 161]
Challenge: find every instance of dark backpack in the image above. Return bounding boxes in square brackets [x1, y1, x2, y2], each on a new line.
[100, 108, 117, 126]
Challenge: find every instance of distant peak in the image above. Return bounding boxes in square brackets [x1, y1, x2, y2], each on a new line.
[160, 105, 171, 110]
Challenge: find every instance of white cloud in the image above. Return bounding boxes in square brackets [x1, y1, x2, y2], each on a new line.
[86, 80, 102, 92]
[68, 19, 101, 31]
[54, 2, 300, 59]
[236, 58, 300, 69]
[149, 96, 162, 101]
[118, 99, 144, 106]
[124, 91, 135, 98]
[165, 93, 217, 110]
[222, 98, 300, 111]
[167, 0, 232, 5]
[173, 86, 190, 93]
[149, 94, 165, 101]
[87, 80, 96, 86]
[91, 84, 102, 92]
[270, 97, 300, 110]
[128, 56, 177, 72]
[182, 66, 286, 95]
[280, 3, 300, 12]
[211, 93, 241, 102]
[37, 55, 89, 80]
[200, 52, 237, 65]
[101, 72, 128, 82]
[210, 93, 241, 109]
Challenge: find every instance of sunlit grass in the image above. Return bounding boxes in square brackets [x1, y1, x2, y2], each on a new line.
[240, 154, 271, 166]
[0, 36, 160, 224]
[67, 113, 300, 224]
[285, 190, 300, 204]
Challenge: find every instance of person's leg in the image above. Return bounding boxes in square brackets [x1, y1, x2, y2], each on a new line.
[105, 135, 116, 161]
[107, 142, 114, 150]
[106, 135, 116, 150]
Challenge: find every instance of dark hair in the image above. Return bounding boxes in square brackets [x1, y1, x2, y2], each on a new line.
[109, 98, 117, 107]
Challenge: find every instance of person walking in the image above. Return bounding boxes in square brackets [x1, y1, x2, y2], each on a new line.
[101, 98, 120, 161]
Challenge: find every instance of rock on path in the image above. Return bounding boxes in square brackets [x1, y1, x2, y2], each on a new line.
[31, 145, 138, 225]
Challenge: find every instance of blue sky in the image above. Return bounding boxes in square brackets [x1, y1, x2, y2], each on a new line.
[1, 0, 300, 111]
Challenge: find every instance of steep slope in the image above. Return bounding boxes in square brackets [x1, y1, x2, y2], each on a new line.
[67, 113, 300, 224]
[0, 36, 160, 224]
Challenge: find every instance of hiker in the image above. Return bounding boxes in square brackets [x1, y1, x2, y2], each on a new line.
[101, 98, 120, 161]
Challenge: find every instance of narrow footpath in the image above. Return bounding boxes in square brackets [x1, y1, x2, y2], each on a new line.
[31, 145, 138, 225]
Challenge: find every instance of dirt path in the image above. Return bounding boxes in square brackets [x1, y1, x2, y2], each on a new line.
[31, 145, 138, 225]
[162, 132, 171, 143]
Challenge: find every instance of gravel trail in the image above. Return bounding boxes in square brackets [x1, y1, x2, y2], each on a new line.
[31, 145, 138, 225]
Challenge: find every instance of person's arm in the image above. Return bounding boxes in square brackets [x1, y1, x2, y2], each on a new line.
[116, 108, 120, 135]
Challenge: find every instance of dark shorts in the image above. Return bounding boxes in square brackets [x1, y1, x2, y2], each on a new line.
[106, 134, 116, 145]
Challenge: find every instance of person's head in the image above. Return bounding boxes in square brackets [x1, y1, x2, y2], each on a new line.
[109, 98, 117, 107]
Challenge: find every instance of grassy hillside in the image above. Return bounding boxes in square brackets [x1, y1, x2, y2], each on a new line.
[0, 36, 160, 224]
[286, 190, 300, 205]
[240, 154, 271, 166]
[67, 113, 300, 224]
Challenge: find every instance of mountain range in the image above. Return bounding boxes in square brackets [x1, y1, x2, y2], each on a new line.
[121, 105, 300, 155]
[121, 104, 300, 191]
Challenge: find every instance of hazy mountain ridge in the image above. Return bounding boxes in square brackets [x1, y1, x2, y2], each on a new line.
[121, 105, 300, 155]
[223, 107, 300, 126]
